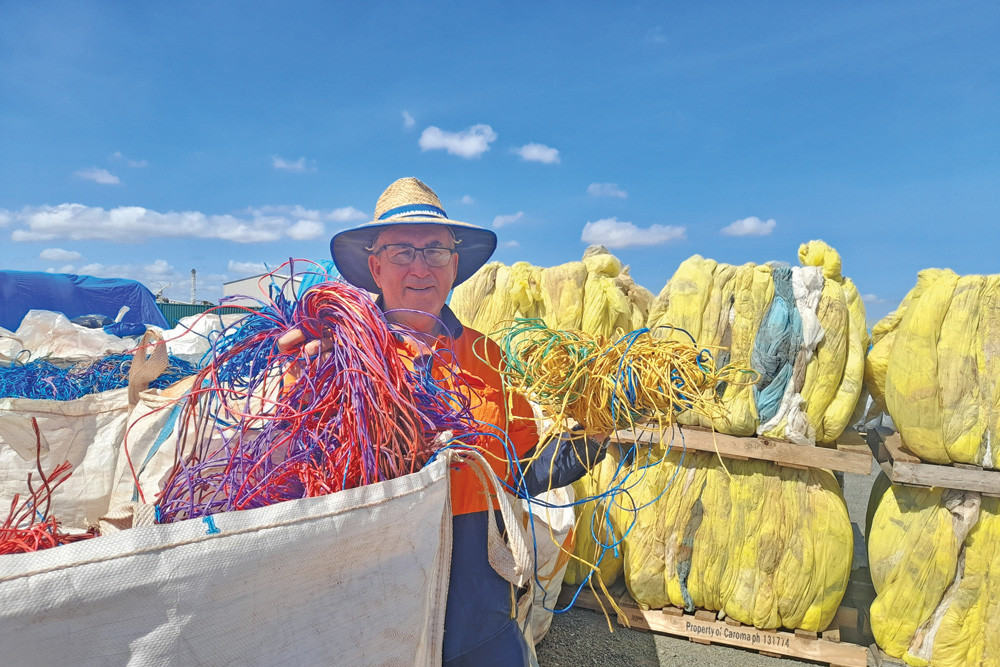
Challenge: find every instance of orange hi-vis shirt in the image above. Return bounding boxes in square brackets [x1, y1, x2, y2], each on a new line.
[397, 308, 540, 516]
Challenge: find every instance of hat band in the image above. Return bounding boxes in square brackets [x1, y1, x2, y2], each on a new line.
[377, 203, 449, 221]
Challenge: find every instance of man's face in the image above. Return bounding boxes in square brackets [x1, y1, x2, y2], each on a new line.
[367, 224, 459, 319]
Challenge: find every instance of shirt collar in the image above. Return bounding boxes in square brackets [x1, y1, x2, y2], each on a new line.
[373, 295, 464, 340]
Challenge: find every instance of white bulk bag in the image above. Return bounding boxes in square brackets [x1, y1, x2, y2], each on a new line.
[0, 451, 531, 667]
[0, 388, 131, 531]
[523, 486, 576, 644]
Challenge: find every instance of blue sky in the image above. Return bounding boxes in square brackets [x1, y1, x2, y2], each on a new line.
[2, 1, 998, 324]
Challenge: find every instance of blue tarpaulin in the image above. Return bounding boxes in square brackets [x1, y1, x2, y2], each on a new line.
[0, 270, 169, 331]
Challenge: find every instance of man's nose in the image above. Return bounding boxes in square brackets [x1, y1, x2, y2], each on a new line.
[408, 252, 432, 275]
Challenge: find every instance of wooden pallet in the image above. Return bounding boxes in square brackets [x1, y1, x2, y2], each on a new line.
[557, 585, 869, 667]
[612, 424, 873, 475]
[866, 431, 1000, 496]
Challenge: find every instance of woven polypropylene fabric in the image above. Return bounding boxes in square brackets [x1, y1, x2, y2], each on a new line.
[0, 388, 131, 530]
[0, 455, 455, 666]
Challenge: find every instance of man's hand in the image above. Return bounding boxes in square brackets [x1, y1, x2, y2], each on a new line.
[589, 428, 614, 444]
[277, 327, 333, 358]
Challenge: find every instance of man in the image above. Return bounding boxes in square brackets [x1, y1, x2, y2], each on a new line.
[285, 177, 606, 665]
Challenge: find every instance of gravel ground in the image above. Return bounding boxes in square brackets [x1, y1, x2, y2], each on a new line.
[536, 457, 880, 667]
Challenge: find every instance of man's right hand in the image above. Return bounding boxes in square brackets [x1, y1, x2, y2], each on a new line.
[277, 327, 332, 358]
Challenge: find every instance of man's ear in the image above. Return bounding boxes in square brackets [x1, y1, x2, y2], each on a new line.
[368, 254, 382, 290]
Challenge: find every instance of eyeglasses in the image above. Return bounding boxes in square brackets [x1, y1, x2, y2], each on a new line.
[375, 243, 457, 267]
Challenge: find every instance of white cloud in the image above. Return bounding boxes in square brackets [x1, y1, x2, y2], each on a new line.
[5, 203, 351, 243]
[69, 259, 176, 286]
[419, 124, 497, 159]
[720, 216, 777, 236]
[501, 240, 520, 248]
[74, 167, 121, 185]
[581, 217, 686, 248]
[111, 151, 148, 168]
[328, 206, 367, 223]
[0, 211, 10, 227]
[47, 260, 230, 303]
[402, 110, 415, 128]
[271, 156, 315, 173]
[39, 247, 82, 262]
[493, 211, 524, 229]
[287, 219, 325, 240]
[514, 143, 560, 164]
[587, 182, 628, 198]
[861, 293, 887, 304]
[228, 260, 269, 276]
[461, 195, 474, 205]
[144, 259, 174, 276]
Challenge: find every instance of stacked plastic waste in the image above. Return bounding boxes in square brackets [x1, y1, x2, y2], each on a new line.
[867, 475, 998, 666]
[605, 441, 852, 631]
[450, 246, 653, 340]
[458, 241, 861, 633]
[864, 269, 1000, 666]
[647, 240, 868, 445]
[866, 268, 1000, 466]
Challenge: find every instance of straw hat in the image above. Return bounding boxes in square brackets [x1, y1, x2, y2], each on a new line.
[330, 177, 498, 293]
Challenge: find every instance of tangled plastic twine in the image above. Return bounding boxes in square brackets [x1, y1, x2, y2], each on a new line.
[0, 418, 95, 555]
[491, 318, 758, 438]
[0, 354, 198, 401]
[487, 319, 760, 626]
[155, 276, 483, 523]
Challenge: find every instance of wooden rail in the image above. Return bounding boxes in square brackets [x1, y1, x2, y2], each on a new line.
[866, 431, 1000, 496]
[611, 425, 873, 475]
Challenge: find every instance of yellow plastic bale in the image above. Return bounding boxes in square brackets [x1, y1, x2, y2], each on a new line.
[926, 497, 1000, 667]
[939, 275, 989, 464]
[874, 270, 1000, 466]
[817, 277, 866, 443]
[647, 255, 717, 343]
[798, 240, 843, 281]
[468, 263, 515, 334]
[624, 454, 851, 631]
[540, 261, 588, 331]
[865, 269, 944, 418]
[716, 459, 788, 628]
[885, 270, 961, 463]
[564, 446, 624, 587]
[712, 264, 773, 436]
[686, 457, 731, 611]
[982, 278, 1000, 469]
[579, 246, 632, 338]
[582, 245, 622, 277]
[618, 445, 712, 610]
[615, 266, 654, 331]
[581, 271, 632, 341]
[450, 261, 501, 325]
[865, 331, 896, 421]
[814, 278, 868, 442]
[773, 465, 852, 630]
[799, 275, 849, 442]
[868, 483, 980, 661]
[508, 261, 544, 321]
[700, 263, 739, 351]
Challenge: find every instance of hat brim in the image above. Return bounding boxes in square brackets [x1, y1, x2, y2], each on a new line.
[331, 218, 498, 294]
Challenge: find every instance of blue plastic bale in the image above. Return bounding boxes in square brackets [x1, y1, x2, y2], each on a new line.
[751, 266, 803, 424]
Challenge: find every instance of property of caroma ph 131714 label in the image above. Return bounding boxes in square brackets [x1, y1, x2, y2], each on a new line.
[683, 620, 792, 649]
